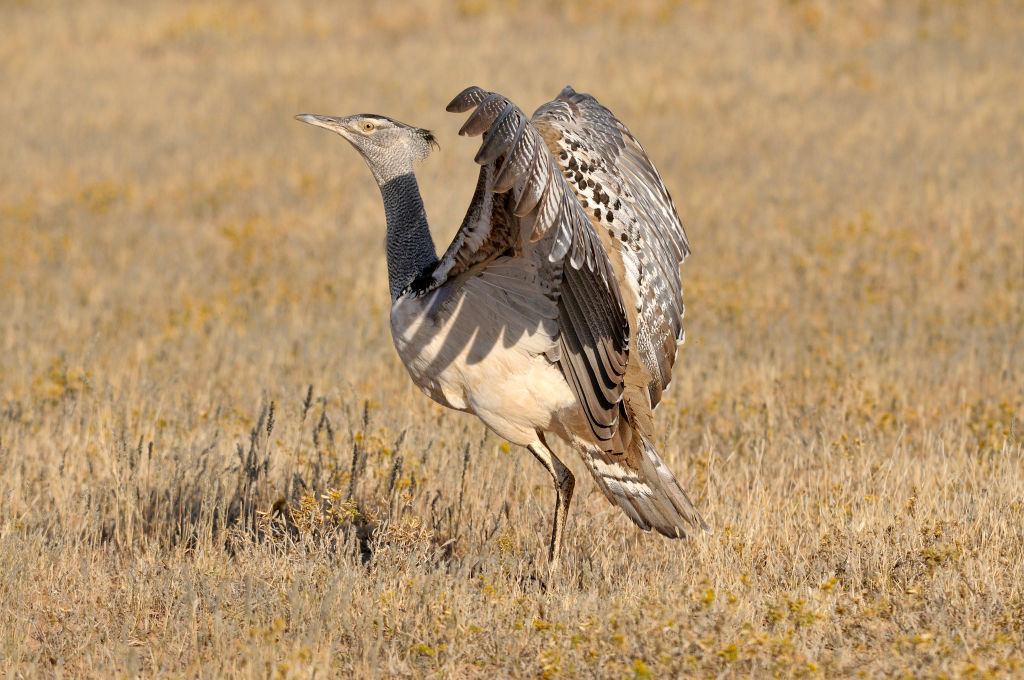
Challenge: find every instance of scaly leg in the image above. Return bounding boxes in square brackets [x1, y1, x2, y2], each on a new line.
[527, 435, 575, 567]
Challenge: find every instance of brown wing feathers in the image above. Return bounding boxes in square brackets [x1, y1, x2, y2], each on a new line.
[532, 87, 689, 411]
[447, 86, 629, 448]
[557, 265, 628, 442]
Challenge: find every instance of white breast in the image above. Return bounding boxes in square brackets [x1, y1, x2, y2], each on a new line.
[390, 277, 578, 446]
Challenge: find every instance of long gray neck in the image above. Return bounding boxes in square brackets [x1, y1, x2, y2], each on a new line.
[379, 172, 438, 301]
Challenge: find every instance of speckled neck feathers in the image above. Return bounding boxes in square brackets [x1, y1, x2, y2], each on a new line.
[379, 173, 439, 301]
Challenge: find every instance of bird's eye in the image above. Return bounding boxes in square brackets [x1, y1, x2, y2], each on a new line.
[362, 121, 375, 132]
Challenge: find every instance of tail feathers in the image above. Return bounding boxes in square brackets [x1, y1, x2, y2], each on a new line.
[579, 432, 710, 538]
[636, 434, 710, 537]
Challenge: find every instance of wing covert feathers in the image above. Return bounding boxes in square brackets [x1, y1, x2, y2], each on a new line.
[446, 86, 629, 447]
[532, 86, 689, 413]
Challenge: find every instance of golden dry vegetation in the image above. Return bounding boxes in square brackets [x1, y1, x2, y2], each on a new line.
[1, 1, 1022, 677]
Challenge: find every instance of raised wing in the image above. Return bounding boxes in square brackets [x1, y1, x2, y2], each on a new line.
[439, 86, 631, 446]
[532, 87, 689, 414]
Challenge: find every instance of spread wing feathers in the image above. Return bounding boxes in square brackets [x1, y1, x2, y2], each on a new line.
[578, 431, 709, 538]
[431, 164, 514, 279]
[532, 87, 690, 412]
[443, 86, 631, 446]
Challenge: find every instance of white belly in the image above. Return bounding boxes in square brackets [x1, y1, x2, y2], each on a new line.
[390, 282, 577, 446]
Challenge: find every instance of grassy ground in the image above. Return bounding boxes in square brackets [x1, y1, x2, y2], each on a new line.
[2, 0, 1022, 677]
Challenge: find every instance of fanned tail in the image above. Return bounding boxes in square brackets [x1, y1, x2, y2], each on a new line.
[577, 429, 709, 538]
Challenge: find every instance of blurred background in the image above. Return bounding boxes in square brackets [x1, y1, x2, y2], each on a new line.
[3, 0, 1021, 405]
[2, 1, 1021, 414]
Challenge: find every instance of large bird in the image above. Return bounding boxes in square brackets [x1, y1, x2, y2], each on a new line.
[297, 86, 708, 565]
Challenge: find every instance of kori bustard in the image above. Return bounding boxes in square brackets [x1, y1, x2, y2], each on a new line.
[297, 86, 709, 564]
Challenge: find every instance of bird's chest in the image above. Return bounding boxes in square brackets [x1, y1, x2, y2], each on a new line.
[388, 281, 572, 435]
[389, 286, 475, 411]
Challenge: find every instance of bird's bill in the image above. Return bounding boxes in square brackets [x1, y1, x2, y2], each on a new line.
[295, 114, 351, 138]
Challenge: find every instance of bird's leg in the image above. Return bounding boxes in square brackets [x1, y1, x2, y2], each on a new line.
[527, 438, 575, 568]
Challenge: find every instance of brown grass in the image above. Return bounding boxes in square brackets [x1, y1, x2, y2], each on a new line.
[2, 0, 1022, 677]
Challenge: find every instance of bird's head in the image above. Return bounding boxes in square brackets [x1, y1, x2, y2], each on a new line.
[296, 113, 437, 184]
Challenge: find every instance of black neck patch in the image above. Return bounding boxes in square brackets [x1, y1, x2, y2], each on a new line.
[402, 260, 441, 297]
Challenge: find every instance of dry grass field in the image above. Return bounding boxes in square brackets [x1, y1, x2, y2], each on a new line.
[2, 0, 1023, 677]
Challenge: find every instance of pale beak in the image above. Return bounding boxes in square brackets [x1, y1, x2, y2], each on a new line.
[295, 114, 351, 138]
